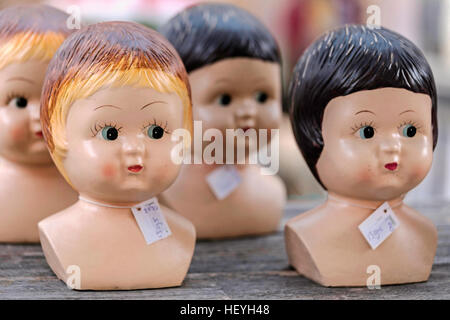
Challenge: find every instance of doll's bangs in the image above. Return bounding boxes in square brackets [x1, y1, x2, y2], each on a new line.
[0, 31, 66, 70]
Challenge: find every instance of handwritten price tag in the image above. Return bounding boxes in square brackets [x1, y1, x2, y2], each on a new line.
[131, 197, 171, 245]
[358, 202, 400, 250]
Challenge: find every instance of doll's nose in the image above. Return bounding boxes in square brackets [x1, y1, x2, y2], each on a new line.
[234, 99, 257, 120]
[28, 102, 40, 122]
[379, 134, 401, 154]
[121, 136, 146, 155]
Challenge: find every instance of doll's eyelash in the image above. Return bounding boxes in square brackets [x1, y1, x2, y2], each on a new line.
[5, 92, 29, 105]
[90, 122, 123, 137]
[351, 121, 376, 134]
[142, 119, 171, 134]
[398, 120, 422, 131]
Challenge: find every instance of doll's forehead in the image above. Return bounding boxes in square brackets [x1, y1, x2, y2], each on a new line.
[68, 86, 183, 115]
[192, 57, 279, 75]
[188, 57, 280, 89]
[323, 88, 432, 118]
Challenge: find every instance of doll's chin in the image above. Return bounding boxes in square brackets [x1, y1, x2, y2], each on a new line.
[26, 151, 53, 164]
[84, 192, 157, 205]
[350, 187, 408, 201]
[0, 150, 53, 165]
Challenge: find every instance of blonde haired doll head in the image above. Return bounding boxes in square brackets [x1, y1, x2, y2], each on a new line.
[0, 4, 77, 243]
[38, 21, 195, 290]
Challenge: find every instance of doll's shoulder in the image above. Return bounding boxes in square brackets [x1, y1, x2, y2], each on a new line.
[240, 165, 287, 200]
[284, 204, 346, 257]
[38, 203, 78, 231]
[285, 204, 329, 234]
[161, 204, 196, 241]
[398, 204, 438, 242]
[261, 171, 286, 196]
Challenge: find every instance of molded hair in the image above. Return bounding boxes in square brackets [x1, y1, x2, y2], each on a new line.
[0, 4, 72, 70]
[288, 24, 438, 188]
[41, 21, 192, 185]
[159, 3, 281, 73]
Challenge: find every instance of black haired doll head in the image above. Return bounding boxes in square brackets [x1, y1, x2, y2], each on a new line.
[285, 25, 438, 287]
[159, 3, 286, 239]
[289, 24, 437, 199]
[160, 2, 283, 165]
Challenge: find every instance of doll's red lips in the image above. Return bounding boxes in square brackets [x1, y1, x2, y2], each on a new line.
[128, 165, 143, 173]
[385, 162, 398, 171]
[241, 127, 251, 132]
[35, 131, 43, 138]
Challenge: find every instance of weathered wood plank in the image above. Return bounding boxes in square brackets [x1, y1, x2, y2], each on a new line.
[0, 201, 449, 299]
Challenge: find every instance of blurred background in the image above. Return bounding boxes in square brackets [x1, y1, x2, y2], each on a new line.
[1, 0, 449, 221]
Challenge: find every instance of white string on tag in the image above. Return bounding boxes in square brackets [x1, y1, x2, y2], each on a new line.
[78, 196, 171, 245]
[358, 202, 401, 250]
[78, 196, 135, 209]
[327, 194, 403, 210]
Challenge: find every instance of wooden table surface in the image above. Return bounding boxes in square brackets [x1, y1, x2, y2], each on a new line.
[1, 198, 449, 300]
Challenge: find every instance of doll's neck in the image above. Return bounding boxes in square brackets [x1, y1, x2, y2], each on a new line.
[77, 194, 142, 211]
[193, 149, 255, 168]
[326, 192, 404, 210]
[0, 155, 58, 173]
[196, 162, 256, 173]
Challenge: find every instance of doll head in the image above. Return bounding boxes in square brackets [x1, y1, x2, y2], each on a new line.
[0, 5, 72, 165]
[289, 25, 437, 201]
[160, 3, 282, 161]
[41, 21, 192, 204]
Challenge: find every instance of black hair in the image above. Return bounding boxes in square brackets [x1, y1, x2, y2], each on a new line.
[288, 24, 438, 188]
[159, 3, 281, 73]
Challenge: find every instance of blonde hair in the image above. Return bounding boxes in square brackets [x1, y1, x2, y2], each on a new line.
[0, 31, 66, 70]
[0, 4, 72, 70]
[41, 22, 192, 184]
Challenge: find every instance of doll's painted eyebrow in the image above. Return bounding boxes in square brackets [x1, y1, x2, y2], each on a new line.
[355, 110, 376, 115]
[252, 78, 272, 87]
[94, 104, 122, 111]
[399, 109, 414, 115]
[140, 101, 168, 110]
[215, 78, 232, 84]
[7, 77, 34, 84]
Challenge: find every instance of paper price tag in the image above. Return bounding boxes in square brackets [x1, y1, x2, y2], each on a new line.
[358, 202, 400, 250]
[131, 197, 171, 245]
[206, 165, 242, 200]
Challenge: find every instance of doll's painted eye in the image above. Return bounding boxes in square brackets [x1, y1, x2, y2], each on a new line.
[218, 94, 232, 106]
[147, 124, 164, 139]
[101, 126, 119, 141]
[255, 92, 268, 104]
[402, 124, 417, 138]
[359, 126, 375, 139]
[10, 97, 28, 108]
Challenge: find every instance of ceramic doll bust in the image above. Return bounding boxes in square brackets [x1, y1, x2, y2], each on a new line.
[159, 3, 286, 239]
[38, 21, 196, 290]
[286, 25, 438, 287]
[0, 5, 77, 243]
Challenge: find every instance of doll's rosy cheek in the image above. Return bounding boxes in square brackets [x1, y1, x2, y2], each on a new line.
[9, 126, 27, 142]
[357, 166, 373, 182]
[412, 164, 428, 180]
[101, 163, 116, 178]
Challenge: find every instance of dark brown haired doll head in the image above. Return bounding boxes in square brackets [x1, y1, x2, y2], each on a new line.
[159, 3, 281, 72]
[289, 25, 437, 191]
